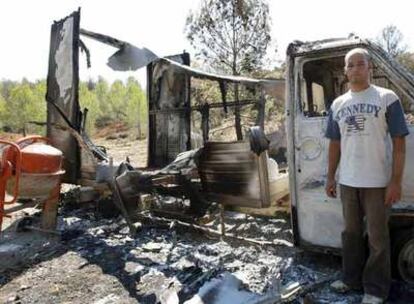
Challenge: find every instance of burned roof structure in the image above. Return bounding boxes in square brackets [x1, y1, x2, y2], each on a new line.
[45, 9, 284, 184]
[43, 9, 290, 237]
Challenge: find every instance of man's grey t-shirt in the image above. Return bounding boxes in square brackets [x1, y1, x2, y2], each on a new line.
[325, 85, 409, 188]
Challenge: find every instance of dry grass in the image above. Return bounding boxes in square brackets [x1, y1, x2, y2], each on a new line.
[92, 136, 148, 168]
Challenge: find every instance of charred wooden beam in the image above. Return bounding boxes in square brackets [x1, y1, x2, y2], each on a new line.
[148, 99, 259, 115]
[136, 212, 289, 247]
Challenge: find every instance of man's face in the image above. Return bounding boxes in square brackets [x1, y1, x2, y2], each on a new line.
[345, 53, 370, 85]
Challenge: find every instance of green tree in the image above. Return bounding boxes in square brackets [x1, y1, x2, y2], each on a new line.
[79, 81, 102, 134]
[185, 0, 273, 139]
[0, 77, 148, 138]
[107, 80, 127, 121]
[125, 77, 147, 138]
[185, 0, 272, 76]
[29, 80, 47, 134]
[3, 81, 46, 133]
[95, 76, 110, 116]
[0, 80, 17, 102]
[0, 93, 7, 129]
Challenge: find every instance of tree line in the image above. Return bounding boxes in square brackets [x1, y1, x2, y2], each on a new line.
[0, 76, 147, 138]
[1, 0, 413, 141]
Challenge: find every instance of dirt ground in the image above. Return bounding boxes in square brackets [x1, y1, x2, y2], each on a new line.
[1, 203, 413, 304]
[0, 204, 336, 304]
[0, 135, 413, 303]
[92, 136, 148, 168]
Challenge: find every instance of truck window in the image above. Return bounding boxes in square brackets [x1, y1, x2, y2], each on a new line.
[301, 57, 346, 117]
[302, 82, 326, 116]
[372, 66, 414, 121]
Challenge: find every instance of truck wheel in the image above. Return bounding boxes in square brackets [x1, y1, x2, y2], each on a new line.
[394, 230, 414, 283]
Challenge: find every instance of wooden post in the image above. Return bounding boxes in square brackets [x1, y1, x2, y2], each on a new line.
[257, 151, 271, 208]
[220, 204, 226, 239]
[41, 181, 61, 230]
[256, 89, 266, 130]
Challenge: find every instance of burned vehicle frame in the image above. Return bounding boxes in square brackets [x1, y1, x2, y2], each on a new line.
[45, 10, 288, 234]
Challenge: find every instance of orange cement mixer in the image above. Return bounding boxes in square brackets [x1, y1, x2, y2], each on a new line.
[0, 136, 65, 231]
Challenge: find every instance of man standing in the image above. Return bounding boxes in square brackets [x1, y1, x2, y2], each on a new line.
[325, 48, 408, 304]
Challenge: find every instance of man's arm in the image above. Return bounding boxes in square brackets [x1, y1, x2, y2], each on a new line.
[385, 96, 409, 205]
[385, 136, 406, 205]
[326, 139, 340, 198]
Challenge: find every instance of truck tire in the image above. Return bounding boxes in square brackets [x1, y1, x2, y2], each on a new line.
[393, 229, 414, 283]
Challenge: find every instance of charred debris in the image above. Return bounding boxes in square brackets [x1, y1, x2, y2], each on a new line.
[2, 9, 414, 304]
[44, 9, 289, 238]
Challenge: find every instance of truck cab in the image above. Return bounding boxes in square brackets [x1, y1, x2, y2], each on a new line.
[285, 36, 414, 282]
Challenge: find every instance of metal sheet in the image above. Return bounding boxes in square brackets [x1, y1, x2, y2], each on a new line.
[46, 10, 81, 183]
[198, 141, 272, 208]
[79, 28, 282, 88]
[147, 53, 191, 167]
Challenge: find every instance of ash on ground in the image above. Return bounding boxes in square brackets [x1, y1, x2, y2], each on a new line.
[0, 201, 412, 304]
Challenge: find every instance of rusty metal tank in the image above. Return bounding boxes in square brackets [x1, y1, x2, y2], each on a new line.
[6, 136, 65, 200]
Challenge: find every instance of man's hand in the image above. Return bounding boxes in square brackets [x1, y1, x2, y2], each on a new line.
[326, 140, 340, 198]
[326, 178, 337, 198]
[385, 181, 402, 206]
[386, 136, 405, 206]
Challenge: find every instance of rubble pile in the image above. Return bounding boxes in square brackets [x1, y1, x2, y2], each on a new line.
[0, 203, 413, 304]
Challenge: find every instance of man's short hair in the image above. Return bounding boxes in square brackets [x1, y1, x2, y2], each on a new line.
[345, 48, 371, 65]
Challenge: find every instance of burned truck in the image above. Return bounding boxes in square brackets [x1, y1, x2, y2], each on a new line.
[285, 36, 414, 283]
[43, 10, 413, 284]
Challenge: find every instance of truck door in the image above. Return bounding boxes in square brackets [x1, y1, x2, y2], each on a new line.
[290, 54, 347, 249]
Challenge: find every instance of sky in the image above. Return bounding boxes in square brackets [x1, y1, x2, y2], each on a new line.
[0, 0, 412, 86]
